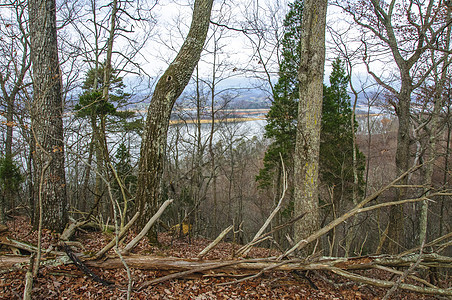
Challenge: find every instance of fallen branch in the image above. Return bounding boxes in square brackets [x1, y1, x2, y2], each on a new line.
[217, 259, 303, 286]
[121, 199, 173, 255]
[64, 243, 113, 286]
[374, 265, 437, 289]
[0, 254, 72, 275]
[2, 252, 451, 296]
[60, 219, 90, 242]
[140, 261, 244, 290]
[280, 165, 422, 259]
[330, 267, 452, 296]
[0, 237, 63, 256]
[94, 212, 139, 259]
[382, 239, 426, 300]
[197, 225, 233, 258]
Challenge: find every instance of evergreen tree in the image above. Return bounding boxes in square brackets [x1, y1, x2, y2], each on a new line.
[256, 0, 303, 190]
[114, 143, 137, 189]
[255, 0, 303, 246]
[0, 155, 23, 223]
[74, 66, 135, 216]
[75, 66, 130, 119]
[320, 58, 365, 207]
[257, 0, 365, 227]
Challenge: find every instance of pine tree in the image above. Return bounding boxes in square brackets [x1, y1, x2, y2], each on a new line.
[114, 143, 136, 189]
[75, 66, 133, 215]
[75, 66, 130, 119]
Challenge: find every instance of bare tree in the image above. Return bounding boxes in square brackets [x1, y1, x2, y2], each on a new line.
[333, 0, 451, 253]
[136, 0, 214, 240]
[0, 1, 30, 223]
[28, 0, 67, 231]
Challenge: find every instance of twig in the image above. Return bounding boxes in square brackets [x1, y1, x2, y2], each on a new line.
[237, 154, 287, 257]
[115, 247, 132, 297]
[105, 173, 132, 300]
[33, 158, 51, 278]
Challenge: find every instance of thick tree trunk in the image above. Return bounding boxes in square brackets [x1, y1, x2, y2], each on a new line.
[293, 0, 328, 256]
[386, 88, 412, 254]
[136, 0, 214, 241]
[28, 0, 68, 232]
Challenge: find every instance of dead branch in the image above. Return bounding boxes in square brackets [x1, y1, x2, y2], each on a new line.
[94, 212, 139, 259]
[139, 261, 244, 290]
[2, 247, 451, 297]
[382, 239, 426, 300]
[374, 265, 437, 289]
[197, 225, 233, 258]
[60, 219, 90, 242]
[0, 254, 72, 275]
[280, 166, 422, 259]
[0, 237, 63, 256]
[329, 267, 452, 296]
[237, 214, 305, 253]
[121, 199, 173, 255]
[3, 253, 450, 274]
[64, 243, 113, 286]
[217, 259, 304, 286]
[400, 231, 452, 256]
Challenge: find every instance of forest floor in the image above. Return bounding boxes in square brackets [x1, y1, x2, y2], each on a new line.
[0, 216, 449, 299]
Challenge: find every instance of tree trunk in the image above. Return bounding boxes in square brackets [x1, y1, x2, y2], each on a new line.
[136, 0, 214, 241]
[418, 7, 451, 245]
[28, 0, 68, 232]
[386, 88, 412, 254]
[293, 0, 328, 256]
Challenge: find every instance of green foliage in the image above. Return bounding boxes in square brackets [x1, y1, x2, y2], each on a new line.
[0, 155, 23, 193]
[82, 66, 130, 105]
[121, 118, 144, 135]
[256, 0, 303, 188]
[114, 143, 137, 188]
[256, 0, 365, 210]
[75, 90, 116, 118]
[320, 58, 365, 203]
[75, 66, 132, 120]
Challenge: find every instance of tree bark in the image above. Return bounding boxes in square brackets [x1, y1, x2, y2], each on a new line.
[28, 0, 68, 232]
[136, 0, 213, 241]
[293, 0, 328, 256]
